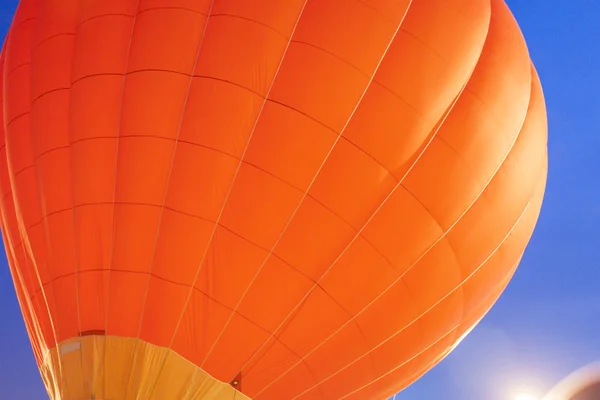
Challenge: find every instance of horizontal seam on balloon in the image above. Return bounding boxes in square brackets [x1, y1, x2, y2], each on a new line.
[20, 202, 212, 231]
[210, 13, 287, 38]
[192, 74, 264, 97]
[30, 87, 71, 107]
[339, 136, 401, 183]
[354, 0, 396, 24]
[1, 191, 13, 203]
[31, 33, 76, 55]
[268, 98, 338, 133]
[75, 13, 134, 29]
[371, 79, 423, 118]
[71, 70, 266, 99]
[23, 70, 261, 102]
[434, 134, 506, 190]
[463, 85, 526, 132]
[313, 254, 404, 313]
[401, 28, 444, 62]
[5, 61, 30, 77]
[136, 6, 208, 17]
[70, 135, 238, 159]
[291, 40, 370, 77]
[4, 111, 30, 129]
[12, 145, 71, 176]
[9, 136, 239, 177]
[401, 184, 456, 233]
[70, 72, 123, 85]
[70, 7, 212, 33]
[30, 268, 232, 308]
[435, 134, 467, 161]
[5, 17, 35, 34]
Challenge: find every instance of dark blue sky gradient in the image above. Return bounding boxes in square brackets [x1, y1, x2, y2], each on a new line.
[0, 1, 598, 399]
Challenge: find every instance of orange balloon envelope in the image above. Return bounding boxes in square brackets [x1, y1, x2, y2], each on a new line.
[0, 0, 548, 399]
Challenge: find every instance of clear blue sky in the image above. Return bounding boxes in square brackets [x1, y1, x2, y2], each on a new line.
[0, 1, 598, 399]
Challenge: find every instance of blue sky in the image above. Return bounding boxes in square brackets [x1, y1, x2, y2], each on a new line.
[0, 1, 599, 399]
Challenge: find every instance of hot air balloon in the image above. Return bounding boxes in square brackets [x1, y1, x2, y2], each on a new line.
[0, 0, 547, 398]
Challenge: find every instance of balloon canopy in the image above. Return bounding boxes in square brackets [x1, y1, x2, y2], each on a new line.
[0, 0, 547, 399]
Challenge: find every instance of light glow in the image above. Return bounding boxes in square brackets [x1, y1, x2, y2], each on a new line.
[514, 394, 539, 400]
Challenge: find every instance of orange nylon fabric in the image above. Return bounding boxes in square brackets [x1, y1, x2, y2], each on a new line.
[0, 0, 548, 399]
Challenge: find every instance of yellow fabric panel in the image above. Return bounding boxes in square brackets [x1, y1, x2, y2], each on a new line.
[41, 336, 251, 400]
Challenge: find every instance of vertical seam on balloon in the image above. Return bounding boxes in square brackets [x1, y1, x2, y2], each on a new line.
[132, 2, 217, 398]
[9, 1, 67, 396]
[250, 4, 494, 396]
[337, 247, 530, 400]
[156, 0, 312, 378]
[102, 2, 142, 399]
[294, 199, 532, 400]
[203, 1, 417, 386]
